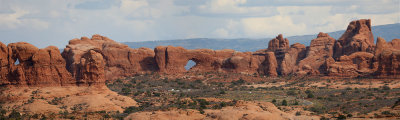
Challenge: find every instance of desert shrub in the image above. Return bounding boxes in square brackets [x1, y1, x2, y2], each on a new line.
[282, 100, 288, 106]
[48, 97, 63, 105]
[103, 114, 111, 118]
[381, 111, 394, 116]
[337, 114, 346, 120]
[305, 89, 312, 94]
[347, 114, 353, 117]
[123, 106, 143, 114]
[0, 107, 6, 119]
[8, 110, 21, 119]
[219, 90, 226, 94]
[121, 88, 131, 95]
[199, 108, 205, 114]
[382, 85, 391, 90]
[287, 90, 297, 96]
[196, 99, 210, 109]
[309, 105, 327, 114]
[307, 93, 315, 98]
[294, 100, 299, 105]
[272, 99, 276, 103]
[295, 111, 301, 116]
[392, 98, 400, 108]
[231, 79, 245, 85]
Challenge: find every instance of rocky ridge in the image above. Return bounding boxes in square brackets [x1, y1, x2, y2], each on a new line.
[0, 19, 399, 87]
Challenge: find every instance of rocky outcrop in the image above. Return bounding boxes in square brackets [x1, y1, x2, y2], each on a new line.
[297, 32, 336, 75]
[264, 34, 294, 75]
[280, 43, 306, 75]
[334, 19, 375, 58]
[374, 37, 400, 77]
[256, 52, 278, 76]
[267, 34, 289, 51]
[0, 42, 74, 86]
[375, 50, 400, 77]
[327, 52, 375, 77]
[75, 49, 106, 85]
[1, 19, 400, 86]
[0, 42, 9, 85]
[375, 37, 400, 55]
[62, 34, 158, 80]
[154, 46, 278, 76]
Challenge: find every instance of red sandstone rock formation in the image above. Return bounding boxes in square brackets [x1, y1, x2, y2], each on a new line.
[280, 43, 306, 75]
[334, 19, 375, 58]
[265, 34, 293, 75]
[1, 19, 400, 86]
[327, 52, 375, 77]
[374, 37, 400, 77]
[0, 42, 9, 85]
[256, 52, 278, 76]
[0, 42, 74, 86]
[267, 34, 289, 51]
[374, 50, 400, 77]
[76, 49, 106, 85]
[297, 32, 336, 75]
[62, 34, 157, 80]
[154, 46, 277, 76]
[375, 37, 400, 55]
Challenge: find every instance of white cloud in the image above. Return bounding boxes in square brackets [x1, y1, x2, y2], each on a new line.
[213, 28, 229, 37]
[0, 0, 399, 48]
[241, 16, 307, 37]
[197, 0, 276, 17]
[0, 8, 48, 30]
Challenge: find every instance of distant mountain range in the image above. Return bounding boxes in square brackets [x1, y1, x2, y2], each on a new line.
[124, 23, 400, 52]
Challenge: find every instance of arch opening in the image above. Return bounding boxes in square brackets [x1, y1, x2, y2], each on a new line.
[185, 60, 196, 71]
[14, 58, 20, 65]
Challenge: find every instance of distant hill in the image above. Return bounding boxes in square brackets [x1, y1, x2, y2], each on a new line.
[124, 23, 400, 52]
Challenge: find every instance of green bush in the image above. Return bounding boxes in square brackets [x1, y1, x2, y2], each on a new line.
[282, 100, 288, 106]
[287, 90, 297, 96]
[123, 106, 143, 114]
[382, 85, 391, 90]
[121, 88, 131, 95]
[295, 111, 301, 116]
[8, 110, 21, 119]
[337, 114, 346, 120]
[307, 93, 315, 98]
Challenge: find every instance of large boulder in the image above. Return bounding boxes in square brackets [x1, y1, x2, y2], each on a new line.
[334, 19, 375, 58]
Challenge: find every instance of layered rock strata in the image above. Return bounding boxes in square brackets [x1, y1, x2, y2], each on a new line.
[1, 19, 400, 87]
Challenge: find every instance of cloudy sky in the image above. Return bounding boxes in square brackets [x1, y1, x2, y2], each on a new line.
[1, 0, 399, 48]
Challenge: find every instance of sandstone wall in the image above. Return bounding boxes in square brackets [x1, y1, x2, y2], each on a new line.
[1, 19, 400, 87]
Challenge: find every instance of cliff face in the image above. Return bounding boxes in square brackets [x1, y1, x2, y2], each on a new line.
[0, 42, 74, 86]
[62, 35, 158, 81]
[1, 19, 399, 87]
[334, 19, 375, 58]
[154, 46, 277, 76]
